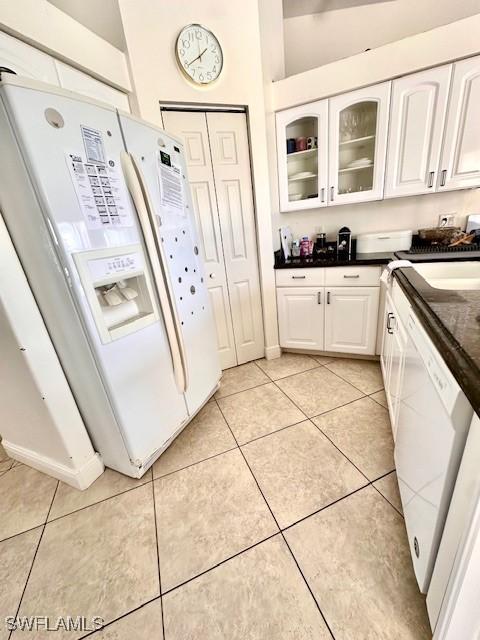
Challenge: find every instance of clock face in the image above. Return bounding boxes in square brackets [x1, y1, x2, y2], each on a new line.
[175, 24, 223, 85]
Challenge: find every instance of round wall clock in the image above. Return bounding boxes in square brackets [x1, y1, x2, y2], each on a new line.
[175, 24, 223, 85]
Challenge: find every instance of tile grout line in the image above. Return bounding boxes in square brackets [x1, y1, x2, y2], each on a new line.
[265, 372, 373, 484]
[309, 420, 372, 483]
[153, 445, 239, 482]
[45, 474, 154, 526]
[160, 532, 279, 597]
[8, 480, 59, 640]
[215, 397, 337, 640]
[78, 596, 163, 639]
[371, 482, 404, 518]
[322, 360, 383, 397]
[215, 380, 272, 401]
[151, 479, 166, 639]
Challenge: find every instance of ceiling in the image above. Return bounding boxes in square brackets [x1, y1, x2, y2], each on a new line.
[283, 0, 394, 19]
[47, 0, 126, 50]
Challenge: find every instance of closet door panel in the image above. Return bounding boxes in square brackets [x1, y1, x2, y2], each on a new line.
[162, 110, 237, 369]
[207, 111, 265, 364]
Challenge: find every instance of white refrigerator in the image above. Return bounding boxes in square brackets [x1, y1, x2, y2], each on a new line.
[0, 74, 220, 478]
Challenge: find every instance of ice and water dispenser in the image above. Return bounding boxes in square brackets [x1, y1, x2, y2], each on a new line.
[73, 244, 158, 343]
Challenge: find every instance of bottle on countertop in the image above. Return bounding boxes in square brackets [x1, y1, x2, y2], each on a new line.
[300, 236, 313, 257]
[337, 226, 352, 259]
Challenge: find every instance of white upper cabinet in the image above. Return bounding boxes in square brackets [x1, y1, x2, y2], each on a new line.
[328, 82, 391, 206]
[276, 100, 329, 212]
[439, 55, 480, 191]
[385, 66, 452, 198]
[0, 31, 59, 84]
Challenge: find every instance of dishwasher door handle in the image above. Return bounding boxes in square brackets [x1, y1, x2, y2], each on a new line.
[387, 312, 395, 334]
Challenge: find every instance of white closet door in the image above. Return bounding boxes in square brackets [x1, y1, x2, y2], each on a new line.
[162, 110, 237, 369]
[55, 61, 130, 111]
[439, 55, 480, 191]
[207, 111, 265, 364]
[0, 31, 59, 84]
[385, 65, 452, 198]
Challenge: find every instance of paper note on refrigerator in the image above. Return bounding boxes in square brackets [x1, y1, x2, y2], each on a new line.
[66, 152, 134, 229]
[157, 150, 185, 224]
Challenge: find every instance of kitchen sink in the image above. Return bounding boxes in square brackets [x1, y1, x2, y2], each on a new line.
[413, 261, 480, 290]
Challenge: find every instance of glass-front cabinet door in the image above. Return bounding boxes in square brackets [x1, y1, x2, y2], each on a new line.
[276, 99, 328, 212]
[328, 82, 391, 206]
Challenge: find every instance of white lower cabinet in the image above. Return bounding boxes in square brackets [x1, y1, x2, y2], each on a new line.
[276, 287, 324, 350]
[276, 267, 380, 356]
[324, 287, 379, 355]
[381, 291, 407, 439]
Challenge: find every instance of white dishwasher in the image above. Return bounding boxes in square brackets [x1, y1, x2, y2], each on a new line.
[395, 310, 473, 593]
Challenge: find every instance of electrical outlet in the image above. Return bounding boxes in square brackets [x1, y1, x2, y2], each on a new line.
[438, 213, 456, 228]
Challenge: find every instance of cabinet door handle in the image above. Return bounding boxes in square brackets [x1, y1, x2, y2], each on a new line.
[317, 291, 322, 305]
[440, 169, 447, 187]
[387, 312, 394, 334]
[292, 275, 306, 279]
[427, 171, 435, 188]
[321, 187, 325, 203]
[327, 291, 331, 304]
[343, 274, 360, 279]
[330, 186, 334, 201]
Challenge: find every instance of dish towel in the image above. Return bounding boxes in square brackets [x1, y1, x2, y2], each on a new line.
[380, 260, 413, 286]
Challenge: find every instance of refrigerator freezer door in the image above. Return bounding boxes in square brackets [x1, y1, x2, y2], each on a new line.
[0, 77, 188, 473]
[118, 113, 221, 414]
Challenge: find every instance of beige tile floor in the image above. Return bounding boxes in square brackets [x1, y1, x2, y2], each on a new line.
[0, 355, 431, 640]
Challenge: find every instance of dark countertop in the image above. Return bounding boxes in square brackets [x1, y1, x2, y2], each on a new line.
[275, 251, 393, 269]
[394, 267, 480, 416]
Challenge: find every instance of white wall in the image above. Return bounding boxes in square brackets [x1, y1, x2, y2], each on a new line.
[274, 14, 480, 110]
[272, 190, 480, 247]
[284, 0, 480, 76]
[0, 0, 131, 90]
[118, 0, 281, 356]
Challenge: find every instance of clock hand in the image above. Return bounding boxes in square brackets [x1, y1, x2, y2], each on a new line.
[187, 48, 207, 67]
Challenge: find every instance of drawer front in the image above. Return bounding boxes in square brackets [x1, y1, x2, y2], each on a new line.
[325, 266, 381, 287]
[275, 268, 325, 287]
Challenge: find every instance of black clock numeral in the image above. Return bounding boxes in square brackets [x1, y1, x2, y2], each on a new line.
[210, 44, 217, 53]
[199, 73, 204, 82]
[215, 55, 220, 64]
[182, 39, 190, 49]
[188, 31, 194, 41]
[191, 68, 196, 77]
[212, 65, 216, 73]
[207, 71, 212, 81]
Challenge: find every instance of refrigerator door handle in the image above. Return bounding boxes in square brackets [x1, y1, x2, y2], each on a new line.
[120, 151, 188, 394]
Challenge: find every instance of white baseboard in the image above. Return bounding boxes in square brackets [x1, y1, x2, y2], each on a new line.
[2, 440, 104, 490]
[264, 344, 281, 360]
